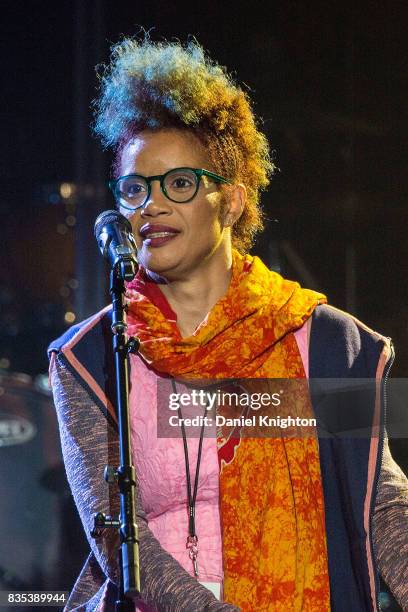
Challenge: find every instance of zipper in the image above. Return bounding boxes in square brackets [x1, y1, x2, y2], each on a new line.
[369, 340, 395, 611]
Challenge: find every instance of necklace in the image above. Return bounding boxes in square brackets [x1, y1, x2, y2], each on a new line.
[171, 379, 207, 578]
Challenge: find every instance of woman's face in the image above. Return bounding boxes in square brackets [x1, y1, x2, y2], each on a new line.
[118, 128, 236, 281]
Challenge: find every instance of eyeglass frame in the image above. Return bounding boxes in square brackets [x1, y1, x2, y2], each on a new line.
[108, 167, 232, 211]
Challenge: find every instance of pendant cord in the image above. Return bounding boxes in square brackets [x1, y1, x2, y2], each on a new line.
[171, 379, 207, 576]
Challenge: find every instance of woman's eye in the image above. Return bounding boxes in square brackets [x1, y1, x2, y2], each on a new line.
[172, 177, 194, 189]
[126, 182, 146, 196]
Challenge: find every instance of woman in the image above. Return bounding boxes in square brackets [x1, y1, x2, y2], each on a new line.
[49, 38, 408, 611]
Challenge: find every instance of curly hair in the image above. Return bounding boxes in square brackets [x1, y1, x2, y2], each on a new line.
[93, 36, 275, 252]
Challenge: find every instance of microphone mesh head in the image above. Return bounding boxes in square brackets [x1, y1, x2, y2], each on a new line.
[94, 210, 132, 238]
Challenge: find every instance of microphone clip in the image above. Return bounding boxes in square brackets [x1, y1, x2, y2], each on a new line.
[117, 257, 137, 282]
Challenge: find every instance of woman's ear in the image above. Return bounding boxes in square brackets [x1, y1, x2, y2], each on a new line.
[224, 183, 246, 226]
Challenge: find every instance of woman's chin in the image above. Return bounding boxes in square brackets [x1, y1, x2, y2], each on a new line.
[139, 250, 184, 277]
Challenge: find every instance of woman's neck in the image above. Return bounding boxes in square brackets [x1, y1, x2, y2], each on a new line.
[158, 252, 233, 337]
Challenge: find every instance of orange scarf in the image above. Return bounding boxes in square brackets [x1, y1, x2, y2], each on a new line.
[126, 250, 331, 611]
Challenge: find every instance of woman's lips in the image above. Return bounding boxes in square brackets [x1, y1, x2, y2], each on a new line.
[142, 231, 180, 248]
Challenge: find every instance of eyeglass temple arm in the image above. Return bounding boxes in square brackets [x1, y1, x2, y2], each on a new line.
[201, 170, 232, 185]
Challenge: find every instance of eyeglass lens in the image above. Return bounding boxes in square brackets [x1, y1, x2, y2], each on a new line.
[117, 169, 199, 208]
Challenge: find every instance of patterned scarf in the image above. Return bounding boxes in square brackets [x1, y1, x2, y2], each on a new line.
[126, 250, 331, 611]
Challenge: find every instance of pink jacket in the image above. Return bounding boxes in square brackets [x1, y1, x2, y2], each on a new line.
[129, 325, 310, 600]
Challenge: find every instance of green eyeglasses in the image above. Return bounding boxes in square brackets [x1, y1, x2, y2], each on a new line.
[109, 167, 231, 211]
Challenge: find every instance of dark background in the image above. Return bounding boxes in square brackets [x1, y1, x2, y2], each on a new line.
[0, 0, 406, 606]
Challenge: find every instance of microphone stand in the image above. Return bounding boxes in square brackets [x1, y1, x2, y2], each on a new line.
[91, 256, 140, 611]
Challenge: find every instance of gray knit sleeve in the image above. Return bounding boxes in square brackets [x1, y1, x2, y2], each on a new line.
[50, 354, 240, 612]
[372, 435, 408, 610]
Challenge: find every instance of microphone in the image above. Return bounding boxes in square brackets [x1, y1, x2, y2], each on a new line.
[94, 210, 138, 281]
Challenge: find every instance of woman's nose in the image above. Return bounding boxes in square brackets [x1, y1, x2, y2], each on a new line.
[141, 180, 172, 216]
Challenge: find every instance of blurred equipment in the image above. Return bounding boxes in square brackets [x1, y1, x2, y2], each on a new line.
[0, 371, 86, 595]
